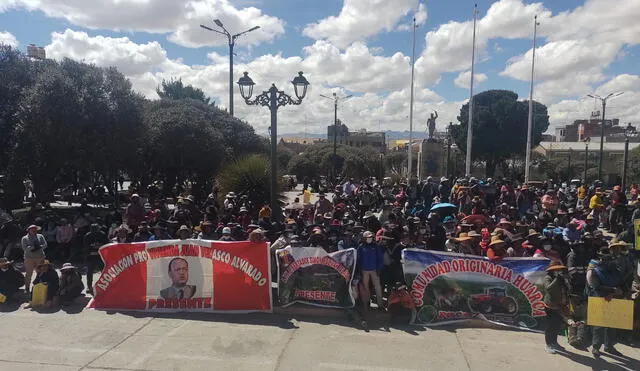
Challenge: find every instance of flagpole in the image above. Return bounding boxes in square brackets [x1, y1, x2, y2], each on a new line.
[466, 4, 478, 177]
[408, 17, 417, 179]
[524, 15, 539, 183]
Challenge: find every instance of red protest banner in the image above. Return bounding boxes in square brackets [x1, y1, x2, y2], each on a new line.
[87, 240, 272, 313]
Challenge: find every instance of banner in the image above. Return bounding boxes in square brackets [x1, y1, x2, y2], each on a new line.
[88, 240, 272, 313]
[402, 249, 550, 330]
[587, 297, 634, 330]
[276, 247, 356, 308]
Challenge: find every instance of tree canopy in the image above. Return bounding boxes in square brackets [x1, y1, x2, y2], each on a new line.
[0, 45, 265, 208]
[157, 78, 211, 104]
[287, 144, 383, 180]
[451, 90, 550, 177]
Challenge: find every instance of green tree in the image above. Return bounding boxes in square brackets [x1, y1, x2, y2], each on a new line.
[143, 98, 225, 196]
[217, 154, 283, 213]
[157, 78, 211, 104]
[628, 146, 640, 184]
[452, 90, 550, 177]
[287, 143, 382, 179]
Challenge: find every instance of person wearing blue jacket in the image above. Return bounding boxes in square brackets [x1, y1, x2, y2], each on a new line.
[358, 231, 385, 310]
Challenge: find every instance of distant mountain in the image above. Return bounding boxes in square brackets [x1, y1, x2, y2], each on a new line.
[279, 130, 431, 141]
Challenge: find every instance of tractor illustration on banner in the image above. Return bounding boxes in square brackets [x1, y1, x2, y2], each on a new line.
[468, 287, 518, 315]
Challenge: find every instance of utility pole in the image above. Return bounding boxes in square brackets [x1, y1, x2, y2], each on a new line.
[200, 20, 260, 116]
[466, 4, 478, 177]
[524, 15, 540, 183]
[587, 92, 624, 180]
[408, 17, 417, 179]
[320, 92, 352, 180]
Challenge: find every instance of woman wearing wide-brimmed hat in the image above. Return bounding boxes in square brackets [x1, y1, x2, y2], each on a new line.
[58, 263, 84, 305]
[543, 262, 572, 354]
[20, 225, 47, 294]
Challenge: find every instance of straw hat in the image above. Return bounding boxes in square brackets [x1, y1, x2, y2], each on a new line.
[526, 229, 540, 239]
[546, 263, 567, 271]
[455, 232, 472, 242]
[26, 224, 41, 231]
[489, 236, 506, 247]
[60, 263, 76, 271]
[609, 240, 630, 249]
[0, 258, 10, 267]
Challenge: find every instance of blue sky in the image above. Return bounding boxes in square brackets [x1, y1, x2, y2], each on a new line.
[0, 0, 638, 135]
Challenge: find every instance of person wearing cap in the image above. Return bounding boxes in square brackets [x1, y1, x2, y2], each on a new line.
[583, 214, 597, 234]
[149, 224, 171, 241]
[586, 246, 623, 358]
[58, 263, 84, 305]
[358, 231, 385, 311]
[218, 226, 235, 242]
[0, 258, 24, 301]
[533, 237, 562, 265]
[30, 260, 59, 308]
[83, 223, 108, 295]
[21, 225, 47, 293]
[452, 232, 476, 255]
[314, 192, 333, 220]
[486, 237, 507, 261]
[543, 263, 572, 354]
[197, 221, 216, 241]
[588, 188, 604, 223]
[133, 222, 152, 242]
[125, 193, 145, 229]
[248, 228, 267, 243]
[111, 224, 132, 243]
[562, 220, 581, 244]
[55, 218, 75, 261]
[608, 185, 627, 234]
[566, 239, 590, 307]
[176, 225, 192, 240]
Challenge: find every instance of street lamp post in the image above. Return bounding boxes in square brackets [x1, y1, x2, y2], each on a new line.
[622, 124, 636, 192]
[201, 20, 260, 116]
[320, 92, 352, 180]
[567, 148, 572, 180]
[524, 15, 540, 183]
[446, 123, 453, 177]
[237, 71, 310, 221]
[587, 91, 624, 180]
[583, 137, 590, 183]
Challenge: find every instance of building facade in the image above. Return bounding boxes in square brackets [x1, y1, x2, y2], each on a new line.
[327, 123, 386, 152]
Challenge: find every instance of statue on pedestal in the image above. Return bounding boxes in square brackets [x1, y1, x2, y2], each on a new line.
[426, 110, 438, 141]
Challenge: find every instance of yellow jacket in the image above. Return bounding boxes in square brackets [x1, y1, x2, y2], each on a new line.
[589, 194, 602, 209]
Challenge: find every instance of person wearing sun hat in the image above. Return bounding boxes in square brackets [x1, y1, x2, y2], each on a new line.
[0, 257, 24, 302]
[58, 262, 84, 305]
[451, 232, 475, 255]
[21, 224, 47, 294]
[543, 262, 572, 354]
[586, 245, 623, 358]
[486, 236, 507, 261]
[30, 260, 59, 308]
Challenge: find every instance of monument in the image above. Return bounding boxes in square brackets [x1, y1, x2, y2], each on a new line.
[419, 110, 443, 177]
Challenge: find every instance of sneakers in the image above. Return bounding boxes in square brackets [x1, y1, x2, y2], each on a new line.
[592, 348, 601, 359]
[545, 346, 557, 354]
[551, 343, 565, 351]
[604, 347, 623, 356]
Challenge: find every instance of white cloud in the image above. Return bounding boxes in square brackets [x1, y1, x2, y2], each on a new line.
[548, 75, 640, 129]
[0, 30, 18, 47]
[415, 0, 549, 85]
[0, 0, 285, 48]
[43, 29, 452, 134]
[397, 2, 428, 31]
[303, 0, 420, 48]
[454, 71, 487, 89]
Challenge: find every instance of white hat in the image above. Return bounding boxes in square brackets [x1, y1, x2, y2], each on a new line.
[222, 227, 232, 234]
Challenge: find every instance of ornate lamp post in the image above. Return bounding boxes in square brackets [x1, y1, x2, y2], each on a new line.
[237, 71, 310, 221]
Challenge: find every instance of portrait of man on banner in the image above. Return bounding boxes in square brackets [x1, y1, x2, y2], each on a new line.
[160, 257, 197, 299]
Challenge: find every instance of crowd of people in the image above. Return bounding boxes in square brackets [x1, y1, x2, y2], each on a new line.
[0, 176, 639, 357]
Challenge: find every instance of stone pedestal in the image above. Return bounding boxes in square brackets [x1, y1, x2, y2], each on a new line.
[419, 139, 443, 178]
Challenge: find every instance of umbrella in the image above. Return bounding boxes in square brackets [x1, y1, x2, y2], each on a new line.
[430, 203, 456, 212]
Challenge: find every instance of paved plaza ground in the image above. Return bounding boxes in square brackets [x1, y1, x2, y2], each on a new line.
[1, 301, 639, 371]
